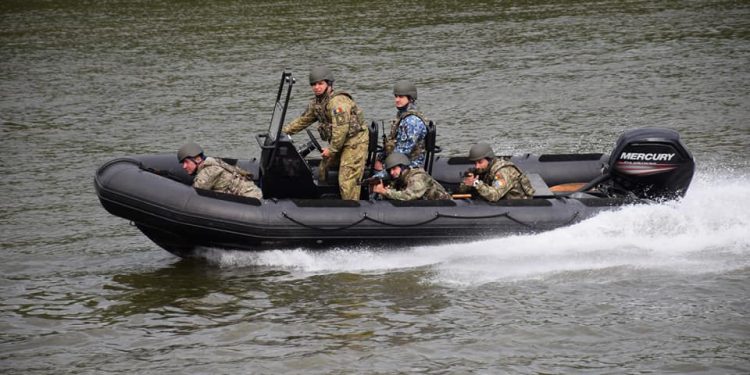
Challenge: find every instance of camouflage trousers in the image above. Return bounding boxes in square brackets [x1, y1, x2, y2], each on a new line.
[320, 141, 367, 200]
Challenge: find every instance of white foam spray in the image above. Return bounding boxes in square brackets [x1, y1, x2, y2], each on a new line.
[202, 172, 750, 286]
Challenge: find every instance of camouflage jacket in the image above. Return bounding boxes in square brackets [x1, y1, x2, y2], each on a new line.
[384, 103, 428, 169]
[382, 167, 450, 201]
[282, 90, 368, 157]
[193, 157, 262, 199]
[458, 158, 535, 201]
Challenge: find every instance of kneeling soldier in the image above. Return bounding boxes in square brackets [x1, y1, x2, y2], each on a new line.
[372, 153, 450, 201]
[458, 143, 535, 201]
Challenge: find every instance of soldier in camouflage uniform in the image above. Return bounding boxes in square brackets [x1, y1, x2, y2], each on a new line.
[372, 153, 450, 201]
[374, 81, 428, 175]
[282, 67, 368, 200]
[178, 142, 262, 199]
[458, 143, 535, 201]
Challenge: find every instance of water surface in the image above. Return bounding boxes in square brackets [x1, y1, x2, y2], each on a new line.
[1, 0, 749, 373]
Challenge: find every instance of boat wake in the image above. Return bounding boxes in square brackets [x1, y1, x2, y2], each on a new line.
[202, 172, 750, 286]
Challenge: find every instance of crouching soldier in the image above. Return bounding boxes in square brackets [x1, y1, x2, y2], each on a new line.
[178, 142, 262, 199]
[458, 143, 535, 201]
[372, 153, 450, 201]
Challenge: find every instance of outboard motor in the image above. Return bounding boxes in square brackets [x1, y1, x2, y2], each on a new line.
[607, 128, 694, 199]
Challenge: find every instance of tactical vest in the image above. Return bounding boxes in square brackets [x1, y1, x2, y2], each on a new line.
[396, 168, 450, 200]
[313, 91, 366, 142]
[385, 105, 428, 162]
[482, 158, 535, 198]
[200, 157, 254, 196]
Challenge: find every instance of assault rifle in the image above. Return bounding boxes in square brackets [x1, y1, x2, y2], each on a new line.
[463, 167, 480, 178]
[361, 174, 391, 186]
[449, 168, 481, 200]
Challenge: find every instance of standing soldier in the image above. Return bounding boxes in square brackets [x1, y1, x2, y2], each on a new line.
[372, 153, 450, 201]
[177, 142, 263, 199]
[458, 143, 535, 201]
[375, 80, 429, 172]
[282, 67, 369, 200]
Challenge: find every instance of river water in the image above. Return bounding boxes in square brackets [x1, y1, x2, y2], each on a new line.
[2, 0, 749, 373]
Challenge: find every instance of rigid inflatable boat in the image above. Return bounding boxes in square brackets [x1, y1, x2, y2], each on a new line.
[94, 72, 695, 258]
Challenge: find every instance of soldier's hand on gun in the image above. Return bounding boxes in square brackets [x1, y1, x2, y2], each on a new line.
[321, 148, 331, 159]
[372, 181, 387, 195]
[463, 174, 476, 187]
[373, 160, 383, 171]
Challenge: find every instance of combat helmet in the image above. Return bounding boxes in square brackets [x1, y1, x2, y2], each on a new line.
[468, 143, 495, 161]
[384, 153, 410, 170]
[177, 142, 204, 162]
[393, 80, 418, 101]
[309, 66, 334, 85]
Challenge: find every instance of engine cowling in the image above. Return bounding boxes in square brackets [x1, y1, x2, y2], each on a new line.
[608, 128, 695, 199]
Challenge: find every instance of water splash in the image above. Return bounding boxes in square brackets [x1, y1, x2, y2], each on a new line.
[202, 172, 750, 285]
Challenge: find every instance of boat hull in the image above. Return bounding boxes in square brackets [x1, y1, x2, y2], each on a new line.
[95, 154, 633, 257]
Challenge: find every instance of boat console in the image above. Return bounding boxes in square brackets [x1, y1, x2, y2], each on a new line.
[255, 72, 320, 199]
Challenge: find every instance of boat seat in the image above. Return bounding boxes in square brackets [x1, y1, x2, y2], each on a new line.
[366, 121, 380, 169]
[424, 121, 440, 174]
[549, 182, 587, 193]
[526, 173, 554, 198]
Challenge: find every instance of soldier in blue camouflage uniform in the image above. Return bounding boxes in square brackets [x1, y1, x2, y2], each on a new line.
[458, 143, 535, 201]
[178, 142, 262, 199]
[372, 153, 450, 201]
[374, 81, 428, 176]
[282, 67, 368, 200]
